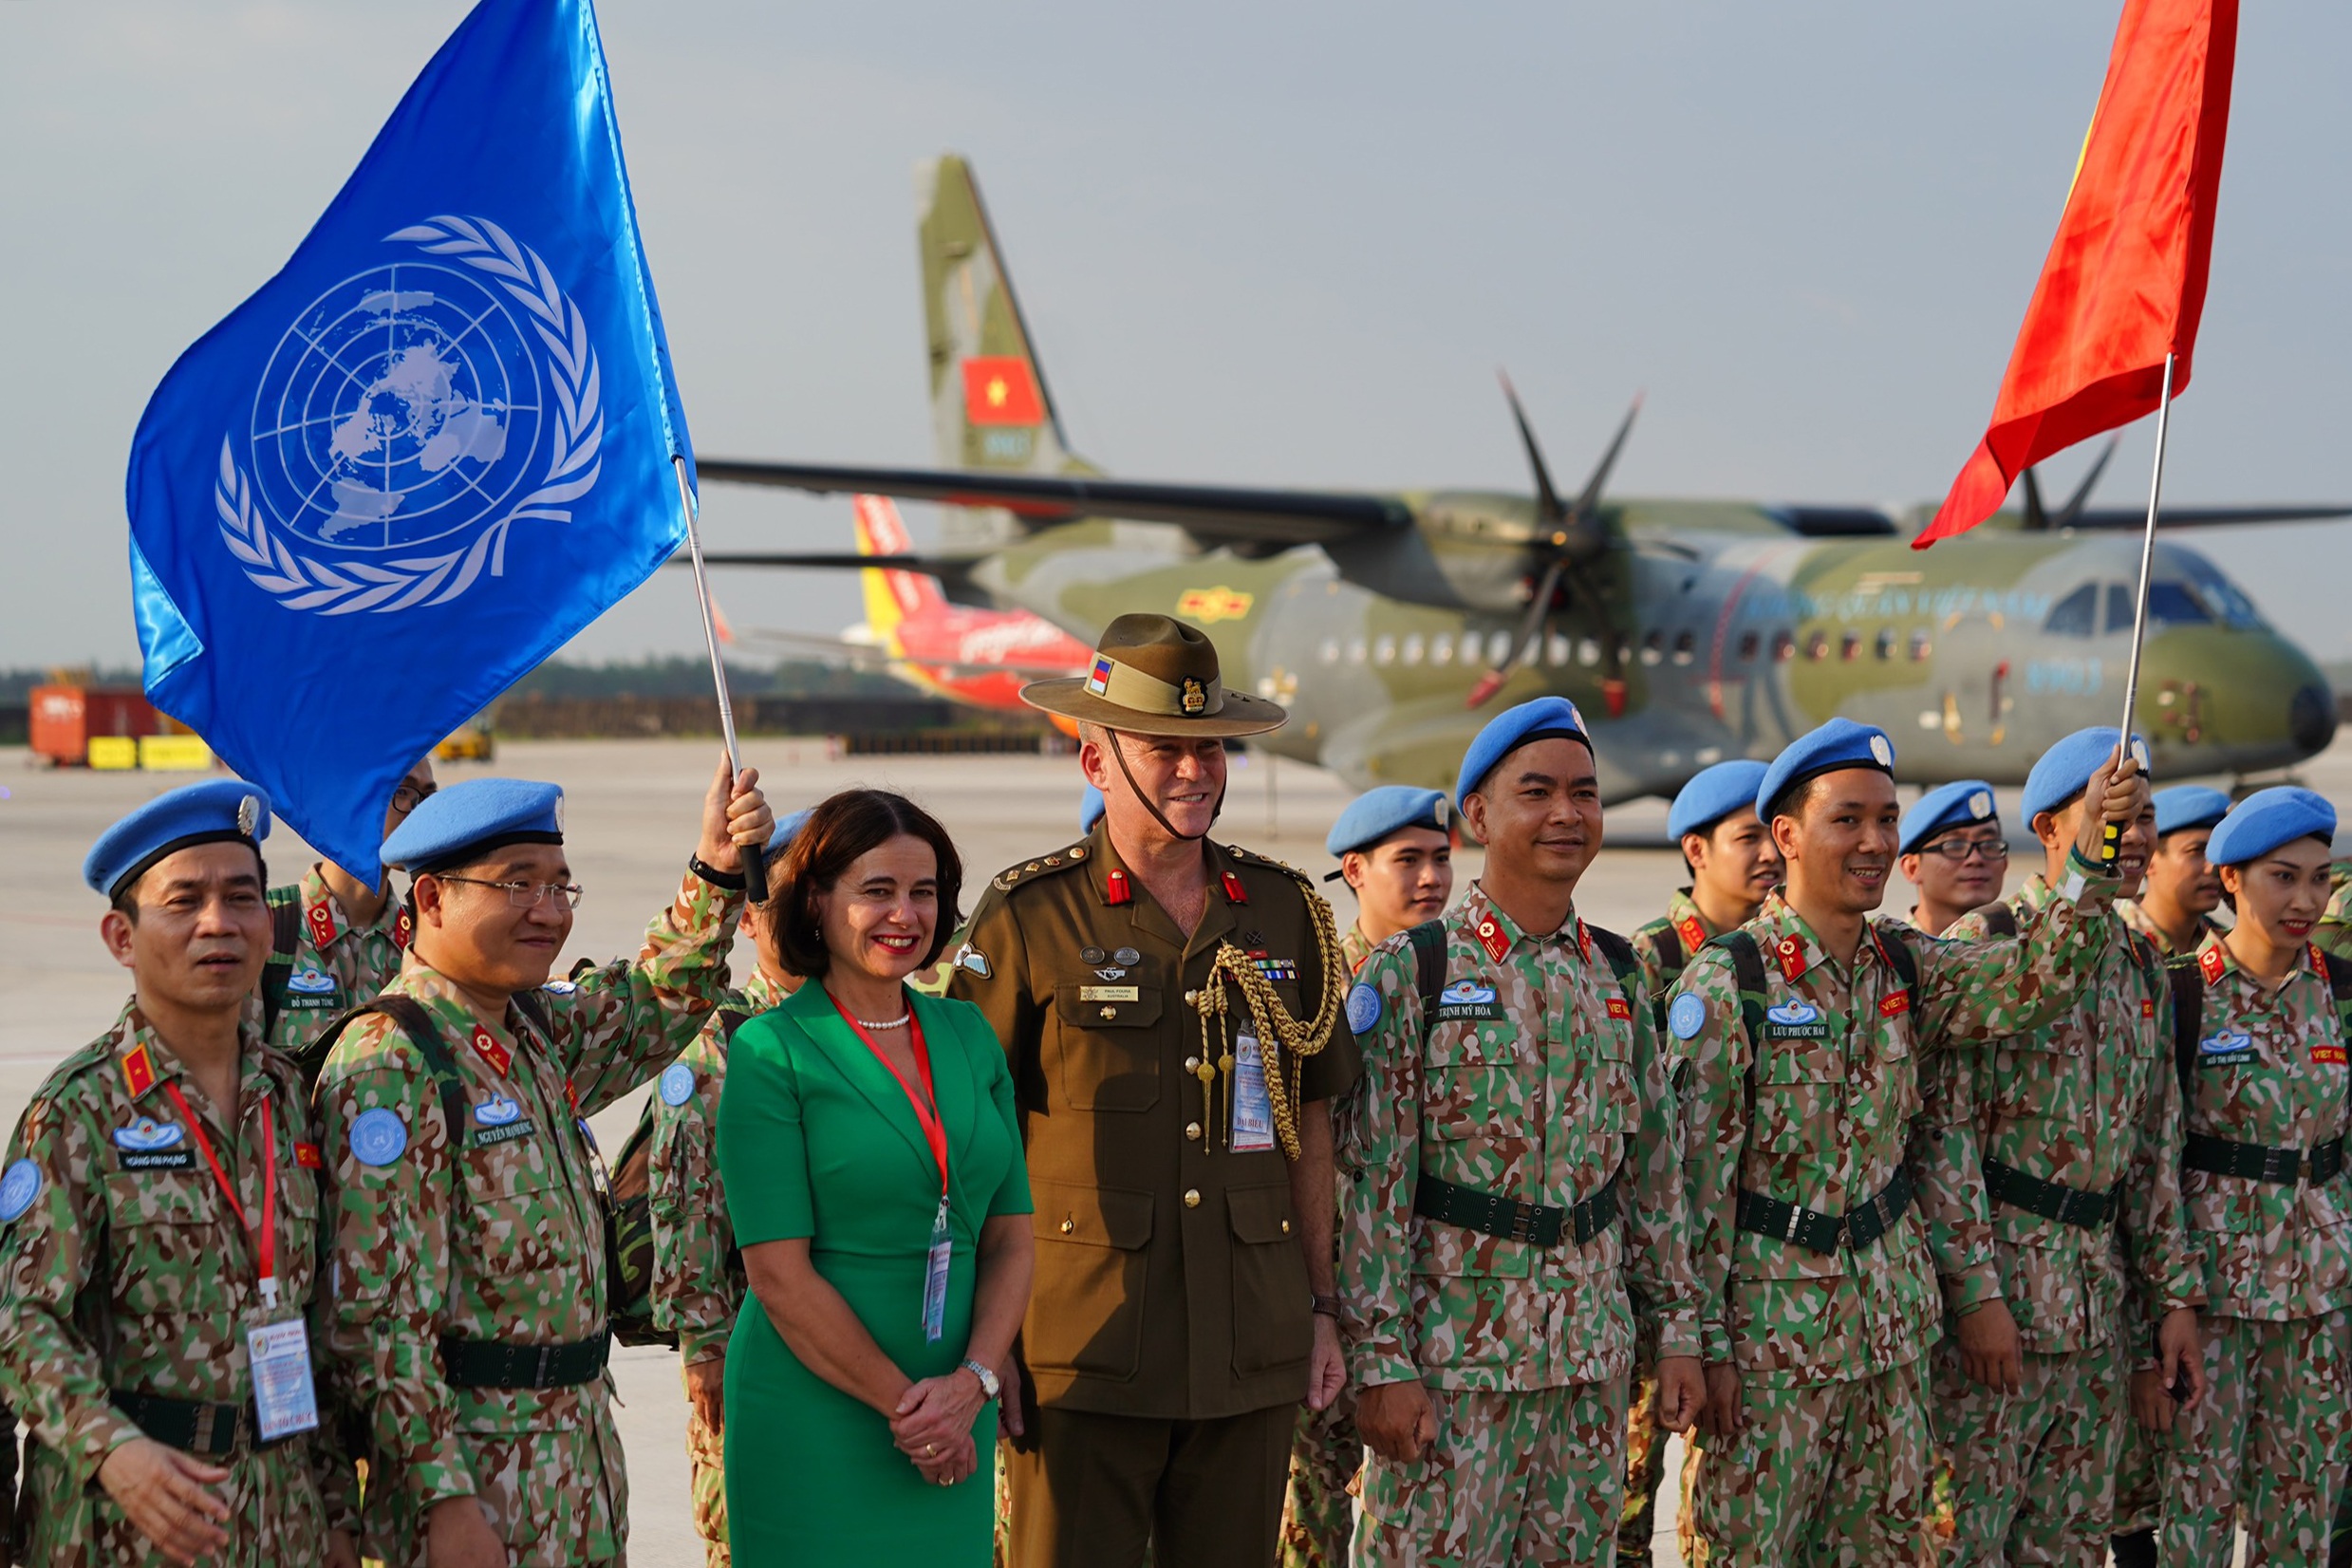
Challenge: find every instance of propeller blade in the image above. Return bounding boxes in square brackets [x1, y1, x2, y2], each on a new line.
[2021, 468, 2049, 531]
[1498, 371, 1567, 523]
[1467, 554, 1571, 708]
[2054, 435, 2121, 529]
[1567, 393, 1644, 529]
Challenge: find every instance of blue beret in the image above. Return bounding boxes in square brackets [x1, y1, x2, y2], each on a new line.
[1756, 719, 1895, 820]
[767, 809, 811, 860]
[2020, 727, 2150, 823]
[84, 779, 271, 899]
[1899, 780, 1999, 856]
[1080, 785, 1106, 835]
[2153, 785, 2231, 837]
[1455, 697, 1593, 806]
[2207, 786, 2336, 868]
[381, 778, 564, 873]
[1668, 761, 1771, 842]
[1327, 787, 1451, 858]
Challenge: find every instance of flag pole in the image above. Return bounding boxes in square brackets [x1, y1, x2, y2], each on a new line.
[673, 455, 767, 905]
[2106, 350, 2176, 861]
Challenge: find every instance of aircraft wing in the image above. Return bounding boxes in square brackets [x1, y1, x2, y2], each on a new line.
[735, 626, 1083, 679]
[2067, 504, 2352, 530]
[694, 458, 1415, 547]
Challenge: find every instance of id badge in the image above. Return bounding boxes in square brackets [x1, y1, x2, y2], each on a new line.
[1230, 1034, 1276, 1153]
[247, 1316, 321, 1441]
[922, 1195, 952, 1343]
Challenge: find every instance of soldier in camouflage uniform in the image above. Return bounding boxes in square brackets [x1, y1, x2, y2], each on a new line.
[317, 760, 772, 1567]
[0, 781, 358, 1566]
[1669, 719, 2140, 1564]
[2315, 862, 2352, 964]
[1282, 787, 1453, 1568]
[1895, 779, 2007, 939]
[2157, 789, 2352, 1568]
[1343, 698, 1705, 1567]
[648, 814, 808, 1568]
[1922, 730, 2204, 1567]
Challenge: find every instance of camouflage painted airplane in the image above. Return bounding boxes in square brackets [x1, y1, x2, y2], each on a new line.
[695, 155, 2349, 803]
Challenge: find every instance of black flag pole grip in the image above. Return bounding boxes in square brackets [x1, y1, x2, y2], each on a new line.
[674, 457, 767, 905]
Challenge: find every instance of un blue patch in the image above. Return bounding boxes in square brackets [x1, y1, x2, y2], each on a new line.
[660, 1062, 698, 1107]
[0, 1159, 41, 1223]
[1346, 982, 1383, 1036]
[349, 1108, 408, 1167]
[1669, 993, 1708, 1041]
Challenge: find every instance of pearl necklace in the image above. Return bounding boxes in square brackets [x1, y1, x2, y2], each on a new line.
[855, 1013, 911, 1030]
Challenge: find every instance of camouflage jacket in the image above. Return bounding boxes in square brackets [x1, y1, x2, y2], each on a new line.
[0, 1003, 352, 1559]
[1630, 889, 1719, 1007]
[257, 864, 407, 1061]
[2119, 898, 2226, 961]
[1670, 852, 2116, 1387]
[316, 868, 740, 1562]
[649, 968, 793, 1367]
[1337, 884, 1701, 1393]
[1339, 921, 1378, 980]
[2175, 932, 2352, 1322]
[2316, 878, 2352, 963]
[1927, 878, 2199, 1357]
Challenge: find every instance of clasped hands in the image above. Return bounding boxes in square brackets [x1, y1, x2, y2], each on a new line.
[889, 1363, 997, 1486]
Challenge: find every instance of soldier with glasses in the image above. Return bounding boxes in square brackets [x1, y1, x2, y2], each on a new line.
[1896, 779, 2007, 938]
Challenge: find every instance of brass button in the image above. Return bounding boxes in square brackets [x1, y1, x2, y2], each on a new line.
[1059, 1217, 1074, 1234]
[1184, 1189, 1202, 1208]
[1280, 1219, 1292, 1234]
[1100, 1005, 1117, 1020]
[1184, 989, 1199, 1005]
[1185, 1055, 1202, 1073]
[1185, 1121, 1203, 1140]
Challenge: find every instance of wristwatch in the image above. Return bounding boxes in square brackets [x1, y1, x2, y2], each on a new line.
[960, 1357, 1001, 1401]
[687, 854, 746, 891]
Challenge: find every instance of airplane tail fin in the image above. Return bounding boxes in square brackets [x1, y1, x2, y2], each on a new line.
[916, 155, 1093, 548]
[852, 494, 943, 654]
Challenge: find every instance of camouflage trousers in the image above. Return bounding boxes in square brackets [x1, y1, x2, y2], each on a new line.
[2111, 1385, 2161, 1535]
[682, 1363, 729, 1568]
[1929, 1331, 2123, 1567]
[16, 1433, 335, 1567]
[2159, 1309, 2352, 1568]
[1353, 1378, 1628, 1568]
[1282, 1393, 1360, 1567]
[1688, 1358, 1932, 1567]
[1619, 1371, 1678, 1559]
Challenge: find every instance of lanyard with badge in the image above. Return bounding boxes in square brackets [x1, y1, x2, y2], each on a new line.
[841, 1003, 954, 1342]
[159, 1084, 320, 1441]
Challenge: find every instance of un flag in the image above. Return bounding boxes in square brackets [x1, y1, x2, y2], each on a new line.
[125, 0, 692, 880]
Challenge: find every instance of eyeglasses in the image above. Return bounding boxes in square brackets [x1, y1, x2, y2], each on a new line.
[1921, 837, 2008, 864]
[434, 875, 585, 909]
[391, 781, 439, 813]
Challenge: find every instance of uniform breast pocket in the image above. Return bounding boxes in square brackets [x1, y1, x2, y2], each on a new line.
[1748, 1030, 1843, 1164]
[1991, 1034, 2087, 1129]
[103, 1171, 229, 1317]
[460, 1135, 576, 1280]
[1028, 1178, 1155, 1379]
[1053, 985, 1165, 1112]
[1422, 1023, 1524, 1143]
[1581, 1014, 1638, 1148]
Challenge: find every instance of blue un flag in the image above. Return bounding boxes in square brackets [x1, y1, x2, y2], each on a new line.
[125, 0, 692, 879]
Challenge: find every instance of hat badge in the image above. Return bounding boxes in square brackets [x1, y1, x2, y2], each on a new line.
[1180, 677, 1208, 716]
[1868, 735, 1894, 767]
[1969, 790, 1992, 818]
[235, 794, 259, 835]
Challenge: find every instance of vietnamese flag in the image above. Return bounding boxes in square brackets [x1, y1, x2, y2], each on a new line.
[962, 356, 1045, 426]
[1915, 0, 2236, 549]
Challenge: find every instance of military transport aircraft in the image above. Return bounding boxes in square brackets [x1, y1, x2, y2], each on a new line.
[694, 156, 2349, 804]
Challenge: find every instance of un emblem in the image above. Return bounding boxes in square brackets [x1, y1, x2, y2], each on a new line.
[215, 215, 602, 613]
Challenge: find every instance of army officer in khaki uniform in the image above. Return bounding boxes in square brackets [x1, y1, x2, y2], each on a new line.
[948, 613, 1362, 1568]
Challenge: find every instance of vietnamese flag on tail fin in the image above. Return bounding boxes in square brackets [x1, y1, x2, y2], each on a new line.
[1915, 0, 2236, 549]
[962, 357, 1044, 426]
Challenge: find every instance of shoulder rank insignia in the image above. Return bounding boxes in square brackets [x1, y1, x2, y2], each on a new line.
[2199, 944, 2227, 986]
[1675, 915, 1707, 959]
[994, 843, 1091, 894]
[1475, 915, 1510, 964]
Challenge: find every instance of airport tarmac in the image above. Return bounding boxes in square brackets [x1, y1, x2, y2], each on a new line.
[5, 734, 2324, 1565]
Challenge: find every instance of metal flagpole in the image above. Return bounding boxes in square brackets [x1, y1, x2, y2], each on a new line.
[2106, 351, 2176, 862]
[673, 456, 767, 905]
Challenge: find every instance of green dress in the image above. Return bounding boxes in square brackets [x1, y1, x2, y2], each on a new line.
[718, 983, 1032, 1564]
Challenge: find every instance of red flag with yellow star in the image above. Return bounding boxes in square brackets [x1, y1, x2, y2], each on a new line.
[962, 357, 1045, 426]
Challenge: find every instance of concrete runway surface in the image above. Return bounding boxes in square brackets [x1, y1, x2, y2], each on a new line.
[9, 735, 2329, 1565]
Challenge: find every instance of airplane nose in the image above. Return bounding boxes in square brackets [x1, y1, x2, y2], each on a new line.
[2291, 683, 2338, 755]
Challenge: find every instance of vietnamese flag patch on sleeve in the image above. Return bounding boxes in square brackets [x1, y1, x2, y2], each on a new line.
[962, 357, 1044, 426]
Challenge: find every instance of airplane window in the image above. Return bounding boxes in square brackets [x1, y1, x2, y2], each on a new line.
[2044, 584, 2099, 638]
[1671, 631, 1697, 665]
[1578, 638, 1601, 667]
[1805, 631, 1830, 662]
[1319, 639, 1341, 665]
[1737, 631, 1760, 663]
[1487, 631, 1511, 665]
[1875, 628, 1896, 661]
[1910, 629, 1932, 662]
[2179, 565, 2268, 629]
[1431, 634, 1454, 665]
[1461, 630, 1484, 663]
[2146, 582, 2212, 626]
[2103, 583, 2137, 636]
[1839, 632, 1861, 662]
[1547, 633, 1572, 667]
[1640, 631, 1666, 667]
[1773, 631, 1797, 663]
[1347, 637, 1368, 664]
[1374, 635, 1397, 665]
[1402, 634, 1425, 665]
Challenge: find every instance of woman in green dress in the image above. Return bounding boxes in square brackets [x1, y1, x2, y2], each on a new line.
[718, 790, 1034, 1564]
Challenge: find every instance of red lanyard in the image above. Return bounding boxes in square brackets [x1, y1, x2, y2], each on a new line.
[840, 1000, 948, 1198]
[160, 1082, 279, 1305]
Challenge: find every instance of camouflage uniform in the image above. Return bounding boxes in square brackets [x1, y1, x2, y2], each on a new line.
[648, 968, 792, 1568]
[1923, 878, 2197, 1565]
[1629, 889, 1719, 1018]
[0, 1003, 352, 1563]
[318, 868, 739, 1566]
[258, 865, 407, 1062]
[2158, 933, 2352, 1567]
[1670, 856, 2113, 1565]
[2314, 878, 2352, 963]
[1279, 923, 1379, 1568]
[1339, 885, 1700, 1567]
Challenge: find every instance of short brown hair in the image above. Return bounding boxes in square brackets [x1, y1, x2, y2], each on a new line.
[767, 790, 963, 978]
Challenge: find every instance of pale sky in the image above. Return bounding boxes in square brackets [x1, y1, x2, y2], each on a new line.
[5, 2, 2349, 671]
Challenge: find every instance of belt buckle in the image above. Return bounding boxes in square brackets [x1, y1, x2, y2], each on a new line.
[1784, 1206, 1804, 1244]
[1509, 1204, 1540, 1244]
[535, 1344, 555, 1387]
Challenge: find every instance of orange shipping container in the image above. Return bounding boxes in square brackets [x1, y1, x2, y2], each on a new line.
[29, 686, 159, 766]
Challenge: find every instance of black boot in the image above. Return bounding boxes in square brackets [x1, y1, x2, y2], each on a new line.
[2109, 1528, 2156, 1568]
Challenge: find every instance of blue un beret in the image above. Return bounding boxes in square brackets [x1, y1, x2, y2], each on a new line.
[2021, 727, 2150, 823]
[1080, 785, 1106, 835]
[1756, 718, 1895, 821]
[768, 809, 812, 859]
[1455, 697, 1593, 807]
[2207, 786, 2336, 868]
[84, 778, 272, 900]
[1668, 760, 1771, 843]
[1899, 780, 1999, 857]
[2153, 785, 2232, 838]
[1327, 787, 1451, 859]
[381, 778, 564, 873]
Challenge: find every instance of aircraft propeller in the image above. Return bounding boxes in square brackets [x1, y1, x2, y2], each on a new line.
[2019, 435, 2120, 531]
[1465, 376, 1642, 711]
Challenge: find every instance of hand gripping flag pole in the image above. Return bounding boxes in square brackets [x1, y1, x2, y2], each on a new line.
[674, 456, 766, 905]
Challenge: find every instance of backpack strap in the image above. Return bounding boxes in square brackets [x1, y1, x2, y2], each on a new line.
[1711, 929, 1770, 1137]
[1875, 923, 1921, 1003]
[2168, 958, 2205, 1104]
[1973, 901, 2020, 941]
[1585, 924, 1644, 1022]
[258, 889, 304, 1045]
[1407, 919, 1448, 1045]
